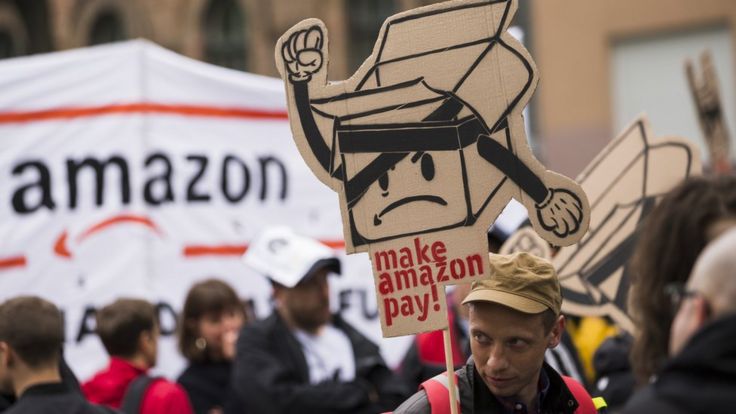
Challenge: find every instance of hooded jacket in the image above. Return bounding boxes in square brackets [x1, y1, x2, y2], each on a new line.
[622, 313, 736, 413]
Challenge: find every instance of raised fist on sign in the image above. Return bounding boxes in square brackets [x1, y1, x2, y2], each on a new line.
[275, 0, 590, 337]
[281, 26, 323, 82]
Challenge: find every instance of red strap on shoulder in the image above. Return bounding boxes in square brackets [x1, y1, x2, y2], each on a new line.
[562, 376, 597, 414]
[420, 372, 460, 414]
[417, 312, 465, 365]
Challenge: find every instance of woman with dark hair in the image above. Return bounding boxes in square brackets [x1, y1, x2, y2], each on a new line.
[628, 175, 736, 385]
[177, 279, 246, 414]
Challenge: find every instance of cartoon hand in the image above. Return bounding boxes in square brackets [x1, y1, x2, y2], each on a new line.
[281, 26, 324, 83]
[535, 187, 584, 238]
[476, 135, 586, 242]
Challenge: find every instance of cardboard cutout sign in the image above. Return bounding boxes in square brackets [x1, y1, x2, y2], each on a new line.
[685, 50, 731, 173]
[499, 226, 551, 259]
[275, 0, 590, 336]
[552, 117, 701, 332]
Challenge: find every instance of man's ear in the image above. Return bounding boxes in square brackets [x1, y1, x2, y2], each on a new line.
[0, 342, 8, 366]
[692, 296, 711, 327]
[138, 330, 155, 351]
[0, 342, 16, 369]
[547, 314, 565, 349]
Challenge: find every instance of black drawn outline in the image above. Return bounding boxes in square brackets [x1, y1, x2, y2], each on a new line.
[555, 120, 697, 331]
[278, 0, 587, 248]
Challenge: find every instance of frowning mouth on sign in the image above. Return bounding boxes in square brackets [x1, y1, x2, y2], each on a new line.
[373, 195, 448, 225]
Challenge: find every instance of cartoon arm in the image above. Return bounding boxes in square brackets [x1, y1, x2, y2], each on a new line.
[280, 25, 334, 176]
[477, 135, 584, 239]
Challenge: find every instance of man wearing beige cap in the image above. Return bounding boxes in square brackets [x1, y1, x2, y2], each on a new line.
[394, 252, 596, 414]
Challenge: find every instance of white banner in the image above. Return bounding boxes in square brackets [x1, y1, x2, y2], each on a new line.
[0, 40, 411, 381]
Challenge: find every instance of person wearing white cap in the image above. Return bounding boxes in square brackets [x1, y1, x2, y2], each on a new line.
[225, 227, 409, 414]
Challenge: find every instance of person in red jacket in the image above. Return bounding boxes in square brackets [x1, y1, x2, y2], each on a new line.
[394, 252, 597, 414]
[82, 298, 193, 414]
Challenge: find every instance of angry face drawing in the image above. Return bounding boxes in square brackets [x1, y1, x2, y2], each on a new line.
[276, 0, 590, 253]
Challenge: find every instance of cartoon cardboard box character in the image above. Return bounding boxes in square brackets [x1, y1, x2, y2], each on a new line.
[276, 0, 590, 336]
[553, 117, 700, 333]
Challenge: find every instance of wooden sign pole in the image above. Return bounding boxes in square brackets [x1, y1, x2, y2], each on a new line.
[443, 328, 460, 414]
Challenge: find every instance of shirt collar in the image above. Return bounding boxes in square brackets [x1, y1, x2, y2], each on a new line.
[495, 368, 551, 414]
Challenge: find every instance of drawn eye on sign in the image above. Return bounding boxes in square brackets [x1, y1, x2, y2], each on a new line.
[552, 117, 701, 333]
[276, 0, 590, 337]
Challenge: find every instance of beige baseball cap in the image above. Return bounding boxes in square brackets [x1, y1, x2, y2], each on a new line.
[462, 252, 561, 315]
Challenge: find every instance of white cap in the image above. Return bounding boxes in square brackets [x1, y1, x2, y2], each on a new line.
[242, 226, 341, 288]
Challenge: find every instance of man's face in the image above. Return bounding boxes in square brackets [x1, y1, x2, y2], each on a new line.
[469, 302, 562, 405]
[669, 285, 709, 356]
[280, 269, 331, 332]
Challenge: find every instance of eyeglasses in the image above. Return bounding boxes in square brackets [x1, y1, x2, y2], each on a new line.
[664, 282, 700, 313]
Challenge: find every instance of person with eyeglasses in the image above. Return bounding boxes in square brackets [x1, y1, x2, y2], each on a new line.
[628, 175, 736, 386]
[622, 227, 736, 413]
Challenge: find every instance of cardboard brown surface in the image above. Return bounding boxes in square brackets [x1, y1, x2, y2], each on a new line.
[685, 50, 731, 173]
[275, 0, 590, 336]
[553, 117, 701, 333]
[499, 226, 552, 259]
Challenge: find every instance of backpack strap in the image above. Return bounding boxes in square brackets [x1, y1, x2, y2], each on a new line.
[419, 372, 461, 414]
[120, 375, 158, 414]
[562, 375, 598, 414]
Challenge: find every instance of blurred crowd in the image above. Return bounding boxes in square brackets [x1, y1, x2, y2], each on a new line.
[1, 174, 736, 413]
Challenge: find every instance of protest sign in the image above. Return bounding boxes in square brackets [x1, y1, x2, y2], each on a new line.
[499, 226, 551, 259]
[553, 117, 701, 332]
[275, 0, 590, 337]
[686, 50, 731, 173]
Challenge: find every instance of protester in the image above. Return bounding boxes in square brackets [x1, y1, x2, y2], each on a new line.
[226, 226, 409, 414]
[0, 296, 118, 413]
[628, 175, 736, 385]
[398, 290, 590, 397]
[622, 227, 736, 412]
[177, 279, 246, 414]
[82, 298, 193, 414]
[394, 252, 597, 413]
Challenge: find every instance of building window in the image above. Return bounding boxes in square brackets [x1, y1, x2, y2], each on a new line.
[347, 0, 395, 73]
[203, 0, 247, 71]
[89, 10, 126, 45]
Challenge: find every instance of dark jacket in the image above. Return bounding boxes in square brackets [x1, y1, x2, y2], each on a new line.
[226, 312, 410, 414]
[394, 358, 582, 414]
[3, 382, 118, 414]
[622, 313, 736, 414]
[592, 332, 635, 410]
[178, 361, 231, 414]
[0, 354, 83, 413]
